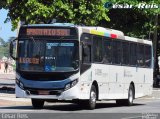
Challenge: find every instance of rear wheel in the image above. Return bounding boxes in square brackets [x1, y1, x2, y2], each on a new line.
[31, 99, 44, 109]
[116, 85, 134, 106]
[127, 85, 134, 106]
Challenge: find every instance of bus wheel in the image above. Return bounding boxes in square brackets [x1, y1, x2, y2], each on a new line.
[127, 85, 134, 106]
[31, 99, 44, 109]
[116, 85, 134, 106]
[87, 85, 97, 110]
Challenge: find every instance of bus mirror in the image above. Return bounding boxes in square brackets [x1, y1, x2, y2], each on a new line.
[10, 38, 17, 60]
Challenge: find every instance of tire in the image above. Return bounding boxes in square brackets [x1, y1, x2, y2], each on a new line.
[87, 85, 97, 110]
[31, 99, 44, 109]
[116, 85, 134, 106]
[127, 85, 134, 106]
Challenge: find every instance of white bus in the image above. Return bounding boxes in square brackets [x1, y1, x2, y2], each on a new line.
[10, 23, 153, 109]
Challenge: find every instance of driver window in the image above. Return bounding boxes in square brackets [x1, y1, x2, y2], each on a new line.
[80, 33, 92, 64]
[82, 44, 91, 63]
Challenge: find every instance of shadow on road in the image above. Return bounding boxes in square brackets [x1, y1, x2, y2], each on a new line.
[0, 106, 32, 110]
[45, 103, 144, 111]
[96, 103, 144, 109]
[0, 102, 145, 111]
[0, 102, 144, 111]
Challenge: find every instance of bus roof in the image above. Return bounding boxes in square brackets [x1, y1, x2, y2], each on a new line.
[81, 27, 125, 40]
[21, 23, 152, 45]
[22, 23, 75, 27]
[125, 36, 152, 45]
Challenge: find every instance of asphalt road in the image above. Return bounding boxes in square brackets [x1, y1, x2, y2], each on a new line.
[0, 74, 160, 119]
[0, 94, 160, 119]
[0, 97, 160, 113]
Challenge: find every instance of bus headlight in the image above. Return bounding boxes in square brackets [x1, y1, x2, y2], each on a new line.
[19, 82, 24, 89]
[16, 78, 20, 85]
[64, 79, 78, 91]
[65, 83, 71, 91]
[16, 78, 24, 90]
[71, 79, 78, 87]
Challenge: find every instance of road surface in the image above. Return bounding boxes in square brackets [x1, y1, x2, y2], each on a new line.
[0, 74, 160, 119]
[0, 95, 160, 118]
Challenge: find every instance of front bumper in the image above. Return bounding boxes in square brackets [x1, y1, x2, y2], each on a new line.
[16, 84, 82, 100]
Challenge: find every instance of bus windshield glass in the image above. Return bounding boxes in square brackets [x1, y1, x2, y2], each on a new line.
[18, 39, 79, 72]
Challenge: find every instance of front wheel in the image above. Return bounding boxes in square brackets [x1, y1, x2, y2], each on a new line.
[87, 85, 97, 110]
[31, 99, 44, 109]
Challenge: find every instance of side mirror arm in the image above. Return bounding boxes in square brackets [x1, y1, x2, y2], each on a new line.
[10, 38, 17, 60]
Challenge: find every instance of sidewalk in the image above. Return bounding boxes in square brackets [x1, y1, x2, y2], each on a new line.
[0, 73, 16, 80]
[0, 93, 31, 106]
[0, 73, 15, 85]
[0, 73, 15, 93]
[150, 89, 160, 99]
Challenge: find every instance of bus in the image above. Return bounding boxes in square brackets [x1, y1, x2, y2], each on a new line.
[10, 23, 153, 109]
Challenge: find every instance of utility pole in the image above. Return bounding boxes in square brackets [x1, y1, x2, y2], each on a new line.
[153, 14, 158, 87]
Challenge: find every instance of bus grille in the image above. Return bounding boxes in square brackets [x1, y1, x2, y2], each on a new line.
[26, 89, 63, 96]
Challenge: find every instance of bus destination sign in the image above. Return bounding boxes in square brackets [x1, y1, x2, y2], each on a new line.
[26, 28, 70, 36]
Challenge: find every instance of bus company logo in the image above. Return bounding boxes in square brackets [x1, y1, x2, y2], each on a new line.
[1, 113, 29, 119]
[104, 2, 160, 9]
[142, 113, 158, 119]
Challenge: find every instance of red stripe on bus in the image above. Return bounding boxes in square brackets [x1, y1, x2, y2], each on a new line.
[111, 34, 117, 39]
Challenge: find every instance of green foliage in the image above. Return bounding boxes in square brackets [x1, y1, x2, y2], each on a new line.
[1, 0, 159, 38]
[0, 42, 9, 59]
[0, 0, 8, 9]
[0, 37, 15, 59]
[102, 0, 160, 38]
[3, 0, 109, 30]
[0, 37, 6, 46]
[0, 44, 9, 58]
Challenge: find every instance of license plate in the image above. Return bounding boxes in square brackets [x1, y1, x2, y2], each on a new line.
[38, 90, 49, 95]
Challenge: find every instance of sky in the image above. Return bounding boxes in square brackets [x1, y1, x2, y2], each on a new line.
[0, 9, 17, 42]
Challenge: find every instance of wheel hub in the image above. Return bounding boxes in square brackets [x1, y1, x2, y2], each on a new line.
[91, 91, 96, 104]
[129, 89, 133, 103]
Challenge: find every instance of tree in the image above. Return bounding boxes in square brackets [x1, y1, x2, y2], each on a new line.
[101, 0, 160, 39]
[0, 37, 5, 46]
[1, 0, 160, 82]
[0, 37, 9, 59]
[0, 0, 7, 9]
[2, 0, 109, 30]
[101, 0, 159, 86]
[0, 37, 16, 59]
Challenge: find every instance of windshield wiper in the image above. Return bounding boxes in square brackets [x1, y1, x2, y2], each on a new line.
[30, 37, 40, 51]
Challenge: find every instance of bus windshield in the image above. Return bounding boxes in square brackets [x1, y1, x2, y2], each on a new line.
[18, 38, 79, 72]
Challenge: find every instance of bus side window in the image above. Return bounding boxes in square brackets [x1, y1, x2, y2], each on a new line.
[144, 45, 151, 67]
[82, 44, 91, 63]
[93, 36, 102, 63]
[137, 44, 144, 67]
[130, 43, 137, 66]
[112, 40, 122, 64]
[122, 42, 130, 65]
[103, 38, 112, 64]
